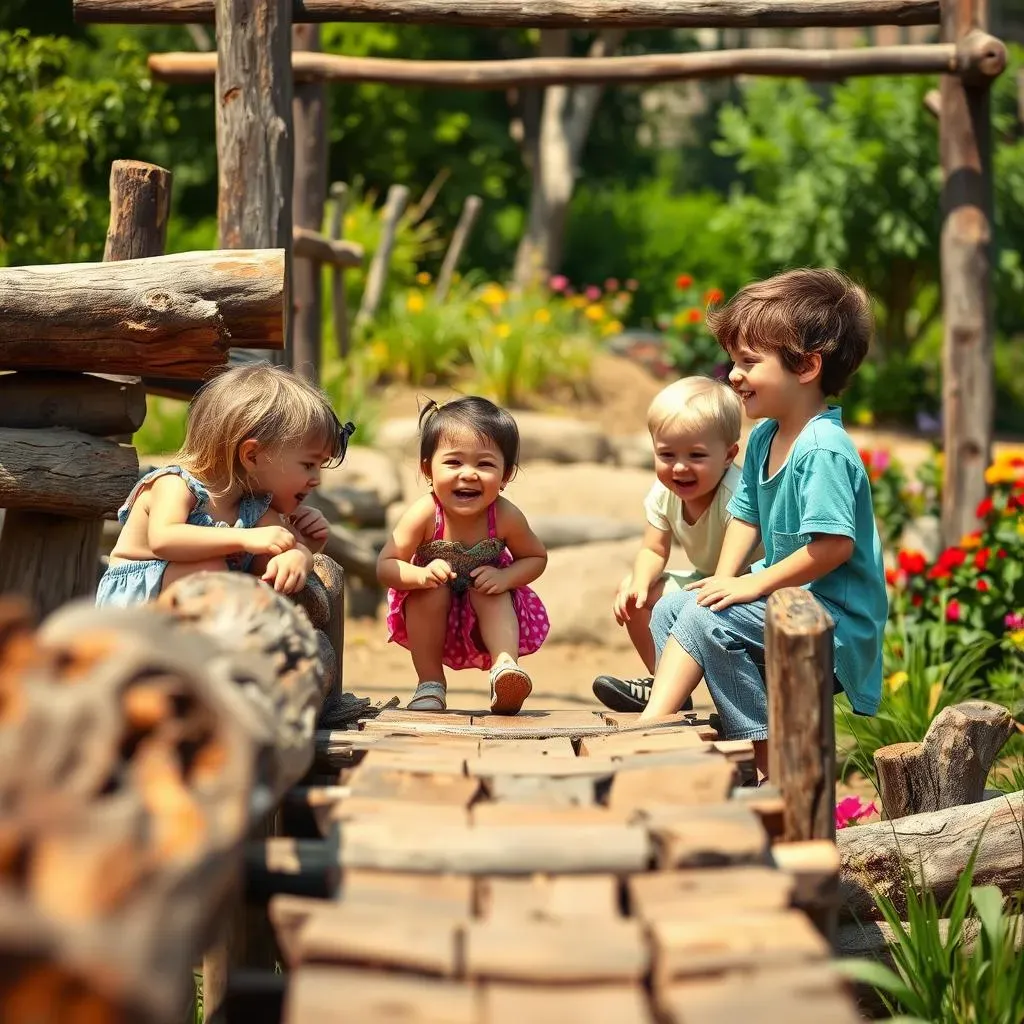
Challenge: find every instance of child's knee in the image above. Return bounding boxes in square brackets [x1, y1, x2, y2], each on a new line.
[407, 586, 451, 614]
[467, 588, 512, 614]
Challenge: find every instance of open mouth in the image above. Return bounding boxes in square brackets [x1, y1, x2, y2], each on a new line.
[736, 389, 755, 402]
[294, 491, 309, 505]
[453, 488, 482, 501]
[671, 478, 697, 491]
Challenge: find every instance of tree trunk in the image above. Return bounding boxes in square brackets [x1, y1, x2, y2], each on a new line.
[291, 22, 328, 384]
[216, 0, 294, 366]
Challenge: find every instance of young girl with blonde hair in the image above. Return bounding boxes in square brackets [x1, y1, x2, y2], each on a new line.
[97, 363, 354, 607]
[378, 397, 549, 714]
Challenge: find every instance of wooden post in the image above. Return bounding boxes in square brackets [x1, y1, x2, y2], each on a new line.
[355, 183, 409, 329]
[216, 0, 294, 366]
[329, 182, 351, 359]
[0, 160, 169, 618]
[291, 23, 328, 384]
[940, 0, 995, 546]
[435, 194, 482, 301]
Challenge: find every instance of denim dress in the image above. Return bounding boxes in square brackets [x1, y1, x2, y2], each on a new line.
[96, 465, 273, 608]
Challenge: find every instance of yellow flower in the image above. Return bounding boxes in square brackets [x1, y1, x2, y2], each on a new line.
[344, 214, 356, 232]
[886, 670, 909, 694]
[584, 304, 605, 322]
[934, 452, 945, 469]
[415, 271, 432, 285]
[569, 295, 587, 309]
[406, 291, 425, 313]
[533, 308, 552, 325]
[853, 408, 875, 427]
[927, 681, 943, 718]
[1016, 518, 1024, 537]
[960, 532, 982, 550]
[480, 283, 507, 307]
[985, 465, 1018, 485]
[495, 323, 511, 339]
[1008, 629, 1024, 650]
[601, 319, 624, 336]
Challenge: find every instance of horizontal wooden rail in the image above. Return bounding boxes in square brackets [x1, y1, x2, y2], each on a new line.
[293, 226, 363, 267]
[148, 39, 1006, 89]
[76, 0, 941, 28]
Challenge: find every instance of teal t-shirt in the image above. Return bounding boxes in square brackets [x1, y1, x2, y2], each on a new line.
[727, 407, 886, 715]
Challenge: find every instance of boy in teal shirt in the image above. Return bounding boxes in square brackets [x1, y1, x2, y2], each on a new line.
[638, 268, 887, 784]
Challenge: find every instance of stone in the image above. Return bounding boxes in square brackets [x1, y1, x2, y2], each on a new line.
[900, 514, 941, 561]
[610, 432, 654, 470]
[530, 517, 644, 550]
[323, 445, 403, 508]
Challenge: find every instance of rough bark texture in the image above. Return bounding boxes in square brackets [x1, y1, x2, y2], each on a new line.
[838, 791, 1024, 921]
[150, 41, 1006, 86]
[0, 250, 286, 376]
[0, 428, 138, 519]
[76, 0, 943, 28]
[104, 159, 171, 262]
[292, 227, 362, 267]
[436, 195, 482, 300]
[0, 372, 146, 436]
[356, 184, 409, 327]
[291, 23, 327, 384]
[216, 0, 293, 365]
[874, 700, 1016, 819]
[328, 183, 351, 359]
[940, 0, 997, 546]
[765, 589, 837, 845]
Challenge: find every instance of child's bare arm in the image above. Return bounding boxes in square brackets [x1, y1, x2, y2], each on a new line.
[630, 524, 671, 594]
[247, 508, 315, 582]
[147, 476, 294, 561]
[714, 518, 762, 577]
[377, 497, 452, 589]
[472, 500, 547, 594]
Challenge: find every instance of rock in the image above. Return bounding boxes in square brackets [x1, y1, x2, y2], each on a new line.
[901, 515, 942, 561]
[610, 432, 653, 470]
[309, 485, 386, 528]
[531, 516, 644, 550]
[376, 413, 614, 465]
[326, 445, 403, 507]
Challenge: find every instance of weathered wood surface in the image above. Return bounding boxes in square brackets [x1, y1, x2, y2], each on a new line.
[0, 600, 257, 1024]
[104, 159, 171, 262]
[216, 0, 293, 365]
[838, 790, 1024, 921]
[293, 226, 363, 267]
[355, 183, 409, 328]
[940, 0, 998, 545]
[328, 182, 351, 359]
[766, 589, 836, 844]
[874, 700, 1016, 818]
[0, 372, 146, 435]
[77, 0, 943, 28]
[149, 41, 1004, 88]
[0, 249, 286, 376]
[0, 428, 138, 518]
[436, 194, 482, 301]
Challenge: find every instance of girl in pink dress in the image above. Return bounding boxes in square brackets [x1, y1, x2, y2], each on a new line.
[378, 397, 550, 714]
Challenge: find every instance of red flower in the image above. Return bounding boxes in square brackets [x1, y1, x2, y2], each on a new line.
[928, 564, 950, 580]
[976, 496, 994, 518]
[898, 550, 927, 575]
[686, 308, 702, 324]
[676, 274, 694, 290]
[974, 547, 990, 571]
[977, 579, 990, 592]
[998, 548, 1008, 558]
[946, 599, 961, 622]
[911, 594, 924, 607]
[936, 547, 966, 570]
[704, 287, 724, 305]
[885, 568, 901, 586]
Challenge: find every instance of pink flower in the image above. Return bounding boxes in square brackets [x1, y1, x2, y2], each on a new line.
[835, 795, 878, 829]
[1005, 611, 1024, 630]
[872, 450, 891, 472]
[604, 277, 620, 292]
[548, 274, 569, 293]
[585, 285, 602, 301]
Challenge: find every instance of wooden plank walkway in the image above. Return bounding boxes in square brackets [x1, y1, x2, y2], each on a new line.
[273, 705, 858, 1023]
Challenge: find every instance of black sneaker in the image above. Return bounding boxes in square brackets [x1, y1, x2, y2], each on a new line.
[592, 674, 694, 714]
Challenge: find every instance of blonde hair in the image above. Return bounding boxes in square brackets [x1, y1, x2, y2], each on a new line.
[647, 376, 741, 446]
[176, 363, 351, 495]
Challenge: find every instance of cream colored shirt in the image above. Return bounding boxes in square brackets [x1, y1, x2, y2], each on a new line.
[643, 463, 750, 577]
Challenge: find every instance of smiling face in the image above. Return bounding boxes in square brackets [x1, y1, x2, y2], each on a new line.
[651, 423, 738, 516]
[424, 428, 507, 519]
[727, 342, 804, 422]
[245, 433, 334, 515]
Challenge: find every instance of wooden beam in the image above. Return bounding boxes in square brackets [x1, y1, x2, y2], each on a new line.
[293, 226, 363, 267]
[940, 0, 996, 546]
[148, 41, 1009, 88]
[0, 249, 285, 377]
[0, 372, 146, 435]
[76, 0, 943, 28]
[328, 182, 352, 359]
[217, 0, 293, 366]
[436, 195, 481, 300]
[355, 184, 409, 328]
[765, 589, 836, 846]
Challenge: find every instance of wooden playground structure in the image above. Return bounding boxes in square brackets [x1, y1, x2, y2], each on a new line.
[0, 0, 1020, 1020]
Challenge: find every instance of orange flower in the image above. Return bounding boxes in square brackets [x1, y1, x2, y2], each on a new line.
[686, 308, 702, 324]
[676, 274, 694, 290]
[704, 287, 724, 305]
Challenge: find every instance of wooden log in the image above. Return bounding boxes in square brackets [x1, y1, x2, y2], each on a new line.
[149, 41, 1007, 89]
[874, 700, 1016, 819]
[484, 984, 654, 1024]
[328, 182, 351, 359]
[76, 0, 944, 28]
[0, 372, 146, 435]
[244, 837, 339, 900]
[355, 183, 409, 328]
[104, 158, 171, 262]
[0, 249, 286, 376]
[0, 428, 137, 518]
[435, 195, 481, 301]
[291, 22, 327, 385]
[771, 839, 841, 945]
[765, 589, 836, 844]
[292, 226, 362, 267]
[837, 913, 1024, 964]
[0, 601, 259, 1024]
[837, 790, 1024, 921]
[939, 0, 997, 546]
[216, 0, 293, 366]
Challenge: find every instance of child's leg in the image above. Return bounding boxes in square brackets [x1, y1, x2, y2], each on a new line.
[639, 635, 704, 721]
[467, 590, 519, 666]
[404, 587, 452, 685]
[626, 576, 667, 673]
[161, 558, 230, 592]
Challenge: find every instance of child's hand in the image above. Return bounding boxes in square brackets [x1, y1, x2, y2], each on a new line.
[420, 559, 456, 588]
[687, 573, 764, 612]
[261, 549, 309, 594]
[613, 574, 648, 624]
[471, 565, 510, 595]
[290, 505, 330, 545]
[244, 525, 296, 556]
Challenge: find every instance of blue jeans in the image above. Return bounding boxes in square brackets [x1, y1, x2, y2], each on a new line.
[651, 588, 773, 741]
